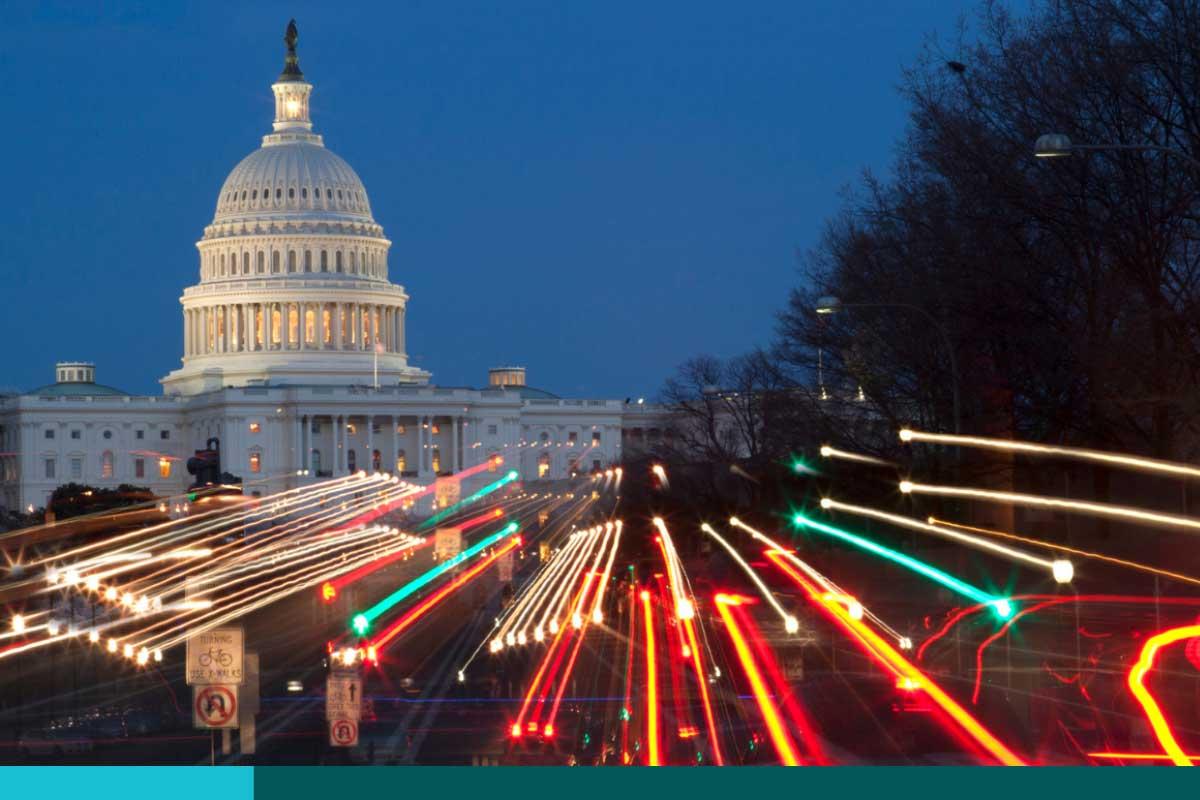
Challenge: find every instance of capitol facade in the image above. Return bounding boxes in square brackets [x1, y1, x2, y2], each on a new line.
[0, 24, 668, 512]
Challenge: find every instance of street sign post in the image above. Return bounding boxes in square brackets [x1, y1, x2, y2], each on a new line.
[433, 527, 463, 561]
[186, 627, 245, 685]
[329, 718, 359, 747]
[193, 684, 239, 729]
[497, 550, 514, 582]
[326, 672, 363, 721]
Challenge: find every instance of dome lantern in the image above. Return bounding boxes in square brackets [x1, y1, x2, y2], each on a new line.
[271, 20, 313, 135]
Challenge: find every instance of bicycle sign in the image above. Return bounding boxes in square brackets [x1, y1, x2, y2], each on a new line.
[186, 627, 244, 685]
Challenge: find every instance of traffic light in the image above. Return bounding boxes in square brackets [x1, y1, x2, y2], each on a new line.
[187, 437, 222, 488]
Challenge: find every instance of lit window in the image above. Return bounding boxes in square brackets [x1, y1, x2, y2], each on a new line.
[488, 454, 499, 472]
[567, 432, 577, 447]
[431, 448, 441, 473]
[249, 422, 261, 434]
[347, 423, 357, 435]
[158, 458, 171, 478]
[44, 429, 55, 440]
[431, 424, 440, 435]
[396, 424, 406, 434]
[304, 308, 316, 344]
[44, 458, 55, 479]
[592, 432, 602, 447]
[249, 452, 261, 473]
[395, 450, 406, 472]
[538, 453, 550, 479]
[101, 451, 114, 479]
[134, 458, 145, 479]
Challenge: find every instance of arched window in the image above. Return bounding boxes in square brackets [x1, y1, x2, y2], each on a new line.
[326, 188, 333, 199]
[101, 450, 114, 479]
[347, 449, 357, 472]
[301, 186, 308, 199]
[251, 189, 257, 201]
[288, 187, 295, 199]
[275, 187, 281, 201]
[311, 449, 321, 474]
[304, 250, 312, 272]
[241, 190, 247, 201]
[271, 251, 280, 273]
[288, 306, 299, 346]
[538, 452, 551, 479]
[304, 307, 316, 344]
[395, 450, 406, 472]
[320, 250, 328, 271]
[256, 251, 265, 273]
[220, 253, 225, 276]
[288, 250, 296, 272]
[372, 449, 381, 471]
[242, 252, 250, 274]
[349, 251, 356, 273]
[249, 450, 261, 473]
[335, 251, 343, 272]
[337, 189, 343, 200]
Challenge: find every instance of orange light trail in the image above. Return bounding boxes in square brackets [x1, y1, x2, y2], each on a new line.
[621, 581, 636, 764]
[713, 594, 802, 766]
[641, 589, 662, 766]
[928, 517, 1200, 589]
[1127, 624, 1200, 767]
[681, 613, 724, 764]
[511, 573, 592, 736]
[1088, 752, 1200, 762]
[763, 550, 1025, 766]
[369, 536, 519, 652]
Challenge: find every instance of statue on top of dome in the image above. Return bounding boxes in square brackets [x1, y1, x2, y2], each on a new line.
[280, 19, 304, 81]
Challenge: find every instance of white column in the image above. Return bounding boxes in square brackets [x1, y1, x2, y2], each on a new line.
[366, 415, 375, 472]
[451, 415, 459, 474]
[389, 415, 397, 474]
[293, 414, 302, 472]
[334, 302, 343, 350]
[417, 416, 426, 475]
[333, 415, 342, 476]
[398, 308, 406, 355]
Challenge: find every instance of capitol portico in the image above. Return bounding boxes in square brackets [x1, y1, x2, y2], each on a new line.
[0, 22, 671, 513]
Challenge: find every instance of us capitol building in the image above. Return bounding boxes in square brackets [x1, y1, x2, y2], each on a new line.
[0, 23, 668, 512]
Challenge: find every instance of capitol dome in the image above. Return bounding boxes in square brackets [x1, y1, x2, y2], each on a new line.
[161, 20, 430, 396]
[213, 142, 373, 224]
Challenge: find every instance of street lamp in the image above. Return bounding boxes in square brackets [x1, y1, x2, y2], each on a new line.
[1034, 132, 1200, 171]
[814, 295, 961, 435]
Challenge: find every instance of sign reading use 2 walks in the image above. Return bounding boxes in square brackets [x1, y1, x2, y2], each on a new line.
[186, 627, 245, 685]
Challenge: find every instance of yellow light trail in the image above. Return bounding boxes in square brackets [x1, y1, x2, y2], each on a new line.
[818, 445, 893, 467]
[928, 517, 1200, 589]
[901, 480, 1200, 534]
[900, 428, 1200, 481]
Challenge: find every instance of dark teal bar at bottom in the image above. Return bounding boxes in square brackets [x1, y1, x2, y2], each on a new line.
[254, 766, 1196, 800]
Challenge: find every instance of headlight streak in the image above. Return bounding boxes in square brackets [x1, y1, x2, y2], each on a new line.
[713, 594, 802, 766]
[818, 445, 894, 467]
[538, 525, 604, 638]
[820, 498, 1073, 583]
[642, 588, 662, 765]
[900, 480, 1200, 535]
[1126, 624, 1200, 767]
[928, 516, 1200, 589]
[900, 428, 1200, 481]
[792, 513, 1013, 619]
[502, 530, 588, 646]
[699, 523, 799, 633]
[728, 517, 907, 645]
[354, 522, 517, 633]
[762, 550, 1026, 766]
[368, 535, 521, 653]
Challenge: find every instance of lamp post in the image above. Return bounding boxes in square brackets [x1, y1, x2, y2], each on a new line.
[815, 295, 961, 436]
[1034, 133, 1200, 172]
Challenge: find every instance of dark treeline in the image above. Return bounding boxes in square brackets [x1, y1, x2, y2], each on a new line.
[658, 0, 1200, 508]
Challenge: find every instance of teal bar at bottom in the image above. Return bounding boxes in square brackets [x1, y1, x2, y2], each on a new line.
[1, 766, 252, 800]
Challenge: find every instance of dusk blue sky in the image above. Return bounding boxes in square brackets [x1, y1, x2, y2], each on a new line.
[0, 1, 980, 399]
